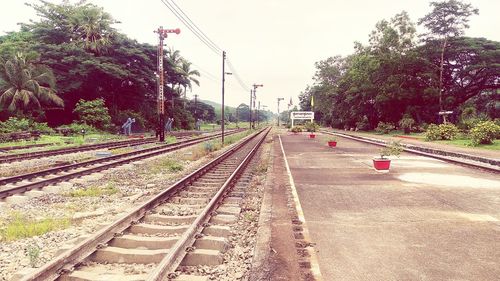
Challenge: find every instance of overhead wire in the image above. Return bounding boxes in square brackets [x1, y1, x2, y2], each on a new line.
[159, 0, 251, 92]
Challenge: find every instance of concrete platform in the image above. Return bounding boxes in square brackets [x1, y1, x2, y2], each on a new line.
[279, 133, 500, 281]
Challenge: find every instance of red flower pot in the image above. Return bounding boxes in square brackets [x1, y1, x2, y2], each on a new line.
[328, 141, 337, 147]
[309, 134, 316, 139]
[373, 158, 391, 170]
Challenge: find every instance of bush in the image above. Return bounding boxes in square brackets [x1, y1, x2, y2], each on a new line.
[355, 116, 370, 131]
[379, 141, 403, 159]
[304, 122, 319, 132]
[375, 122, 394, 134]
[425, 123, 460, 140]
[469, 121, 500, 145]
[65, 123, 98, 135]
[0, 117, 54, 134]
[73, 99, 112, 131]
[291, 126, 303, 133]
[398, 116, 415, 134]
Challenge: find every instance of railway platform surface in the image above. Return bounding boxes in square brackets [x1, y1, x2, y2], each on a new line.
[278, 131, 500, 281]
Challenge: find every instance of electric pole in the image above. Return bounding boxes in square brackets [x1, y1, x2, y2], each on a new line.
[277, 97, 284, 127]
[194, 94, 198, 120]
[155, 26, 180, 142]
[252, 84, 263, 129]
[222, 51, 226, 144]
[249, 89, 253, 129]
[257, 101, 260, 127]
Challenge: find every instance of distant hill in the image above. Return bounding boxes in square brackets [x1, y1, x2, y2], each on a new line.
[201, 100, 240, 119]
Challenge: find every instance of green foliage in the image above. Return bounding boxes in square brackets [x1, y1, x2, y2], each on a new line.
[291, 126, 304, 133]
[0, 117, 53, 133]
[27, 244, 41, 268]
[425, 123, 460, 140]
[379, 141, 403, 159]
[356, 116, 370, 131]
[0, 212, 70, 241]
[375, 122, 395, 134]
[65, 184, 118, 197]
[73, 99, 112, 130]
[398, 115, 415, 134]
[469, 121, 500, 145]
[0, 52, 63, 113]
[154, 159, 184, 173]
[304, 121, 319, 132]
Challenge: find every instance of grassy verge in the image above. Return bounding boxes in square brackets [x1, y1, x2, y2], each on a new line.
[151, 158, 184, 174]
[1, 133, 124, 150]
[336, 129, 499, 151]
[0, 212, 71, 242]
[64, 183, 119, 197]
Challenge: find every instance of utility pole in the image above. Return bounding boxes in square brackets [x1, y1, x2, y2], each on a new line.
[277, 97, 284, 127]
[257, 101, 260, 127]
[194, 94, 198, 120]
[221, 51, 226, 144]
[252, 84, 263, 129]
[155, 26, 180, 142]
[249, 89, 253, 129]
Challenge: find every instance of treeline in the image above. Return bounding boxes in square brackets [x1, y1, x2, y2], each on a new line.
[299, 0, 499, 131]
[0, 0, 217, 131]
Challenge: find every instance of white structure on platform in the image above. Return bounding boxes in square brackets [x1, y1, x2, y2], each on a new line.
[290, 111, 314, 127]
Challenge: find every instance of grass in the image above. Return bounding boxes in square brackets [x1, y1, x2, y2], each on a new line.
[342, 129, 499, 151]
[165, 135, 177, 144]
[152, 158, 184, 173]
[0, 133, 124, 149]
[65, 183, 119, 197]
[0, 212, 71, 242]
[199, 121, 252, 131]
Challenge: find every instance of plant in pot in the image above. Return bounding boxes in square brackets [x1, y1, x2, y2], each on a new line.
[290, 126, 303, 135]
[373, 141, 403, 171]
[305, 121, 318, 138]
[327, 137, 337, 147]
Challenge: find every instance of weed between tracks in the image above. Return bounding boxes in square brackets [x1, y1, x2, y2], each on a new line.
[151, 158, 184, 173]
[0, 212, 71, 242]
[64, 183, 119, 197]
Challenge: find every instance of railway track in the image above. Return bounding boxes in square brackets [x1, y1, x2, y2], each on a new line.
[0, 137, 158, 164]
[320, 130, 500, 173]
[0, 129, 242, 199]
[17, 127, 270, 281]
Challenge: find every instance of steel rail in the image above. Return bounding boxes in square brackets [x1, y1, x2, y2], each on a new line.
[320, 130, 500, 173]
[19, 128, 267, 281]
[0, 130, 242, 199]
[0, 137, 157, 164]
[148, 127, 270, 280]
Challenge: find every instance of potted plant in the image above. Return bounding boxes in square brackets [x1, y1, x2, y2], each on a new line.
[373, 141, 403, 171]
[305, 122, 318, 138]
[327, 137, 337, 147]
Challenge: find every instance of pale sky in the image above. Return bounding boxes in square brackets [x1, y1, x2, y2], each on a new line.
[1, 0, 499, 112]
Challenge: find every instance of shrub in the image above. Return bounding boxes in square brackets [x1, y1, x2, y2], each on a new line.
[425, 123, 460, 140]
[304, 121, 319, 132]
[398, 116, 415, 134]
[375, 122, 394, 134]
[469, 121, 500, 145]
[355, 116, 370, 131]
[0, 117, 53, 134]
[73, 99, 112, 131]
[379, 141, 403, 159]
[66, 123, 97, 135]
[291, 126, 303, 133]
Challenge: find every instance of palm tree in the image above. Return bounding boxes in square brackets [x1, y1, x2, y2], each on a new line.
[0, 53, 64, 113]
[72, 4, 117, 55]
[179, 59, 200, 99]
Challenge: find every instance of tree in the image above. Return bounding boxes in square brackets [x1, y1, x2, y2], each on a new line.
[0, 52, 63, 113]
[73, 98, 111, 130]
[418, 0, 479, 111]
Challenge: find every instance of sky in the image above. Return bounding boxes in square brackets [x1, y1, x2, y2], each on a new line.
[1, 0, 499, 112]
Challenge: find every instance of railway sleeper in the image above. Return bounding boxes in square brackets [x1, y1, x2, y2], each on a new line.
[209, 214, 238, 225]
[169, 196, 209, 205]
[143, 214, 198, 224]
[181, 249, 223, 266]
[110, 234, 179, 249]
[60, 269, 148, 281]
[129, 223, 189, 235]
[189, 185, 217, 192]
[178, 191, 213, 198]
[91, 246, 168, 264]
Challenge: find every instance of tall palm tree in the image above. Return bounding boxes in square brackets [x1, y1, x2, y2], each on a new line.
[0, 53, 64, 112]
[72, 4, 117, 55]
[179, 59, 200, 99]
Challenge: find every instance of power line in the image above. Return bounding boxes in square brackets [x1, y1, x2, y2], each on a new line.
[227, 59, 250, 91]
[160, 0, 221, 56]
[169, 0, 223, 53]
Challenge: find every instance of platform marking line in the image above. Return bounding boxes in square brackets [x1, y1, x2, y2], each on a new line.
[279, 135, 323, 281]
